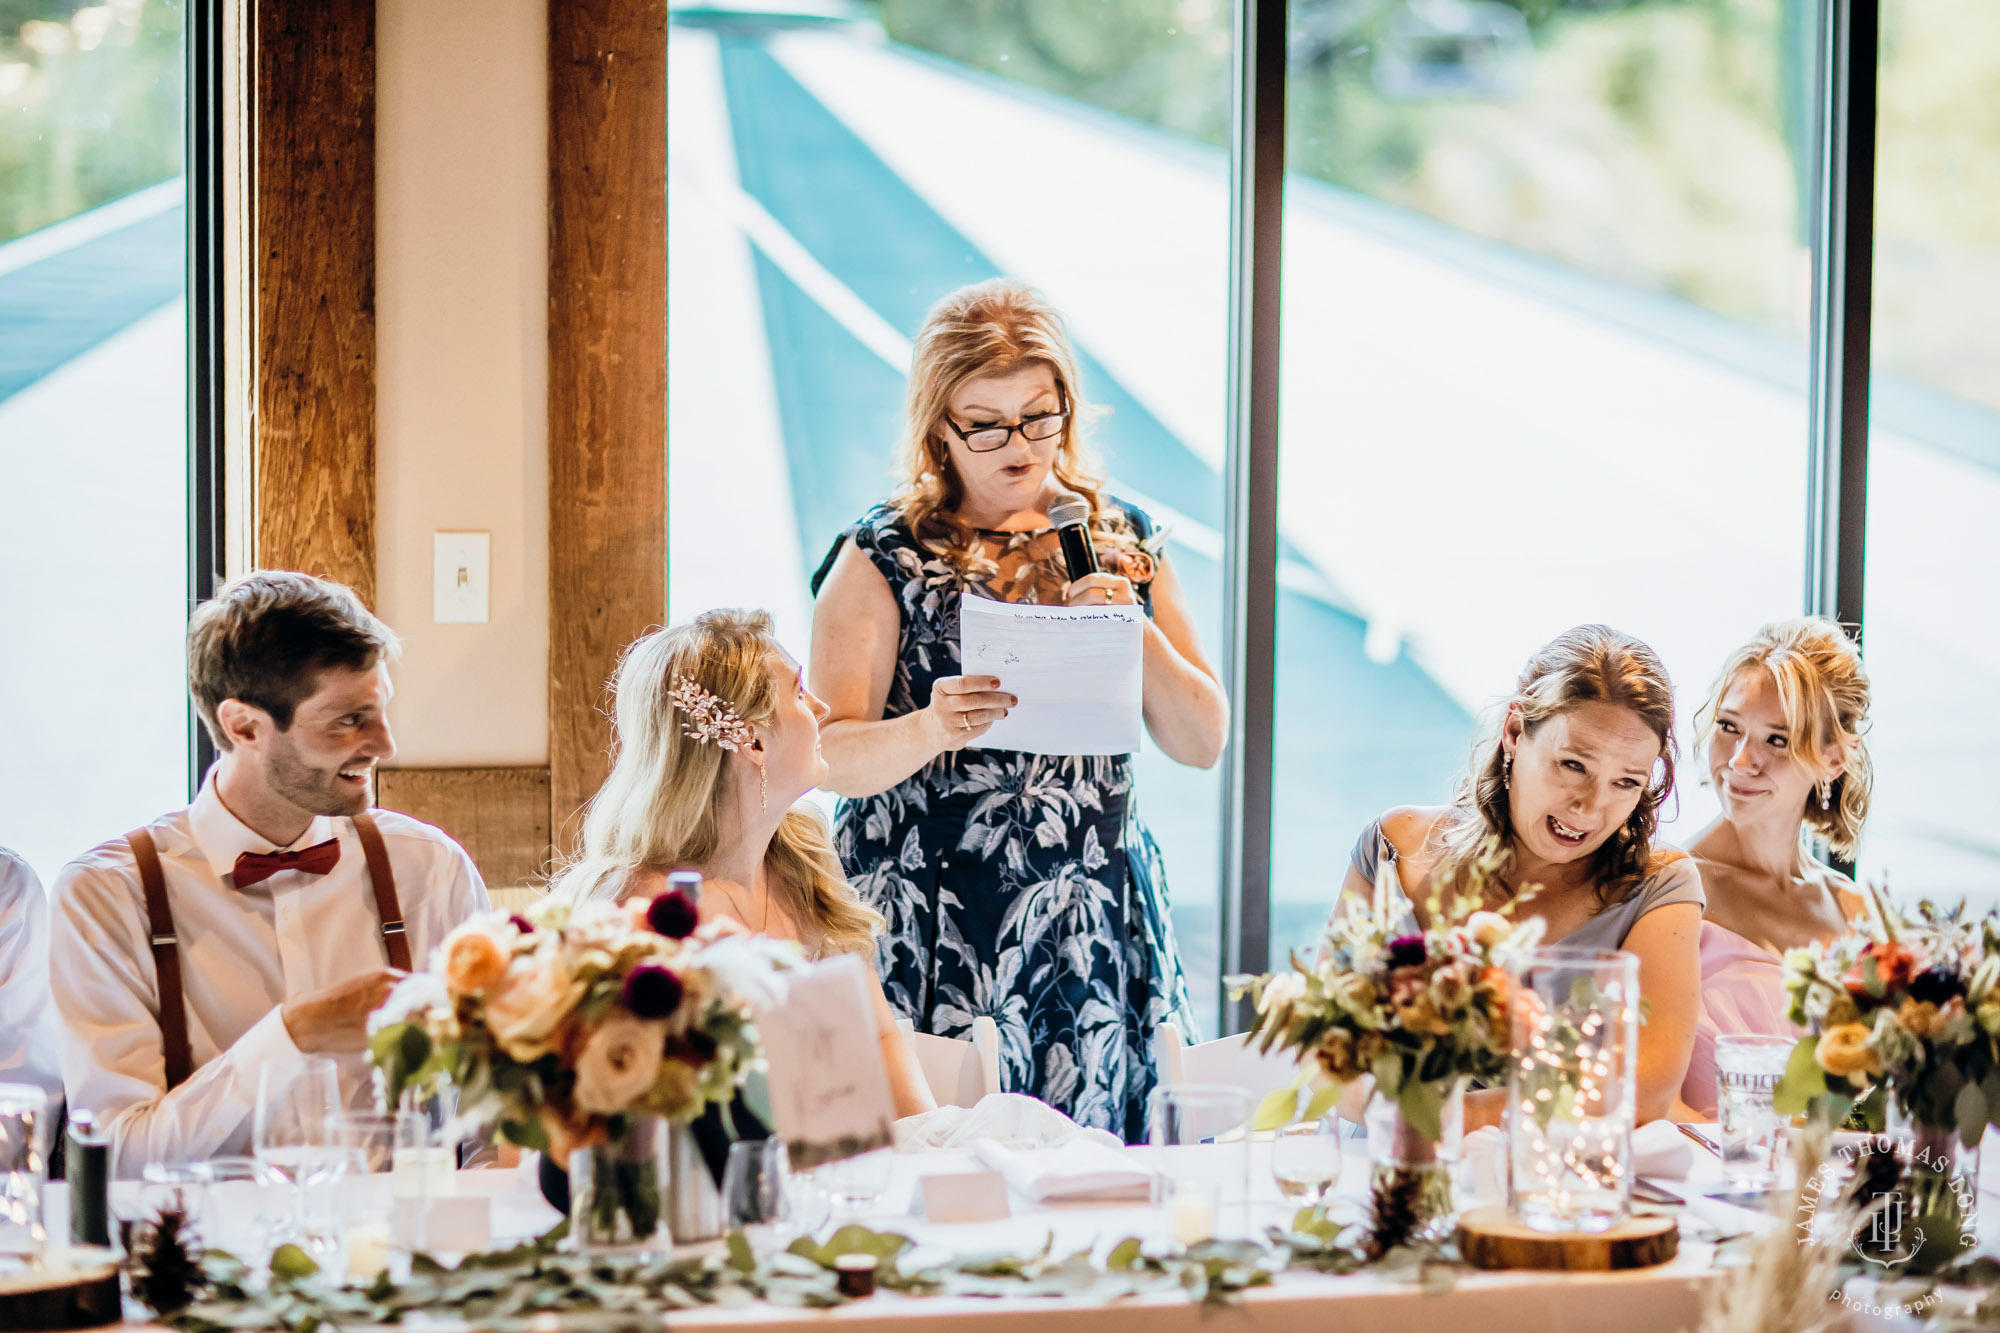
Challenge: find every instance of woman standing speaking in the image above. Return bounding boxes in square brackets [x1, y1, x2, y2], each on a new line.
[810, 279, 1228, 1139]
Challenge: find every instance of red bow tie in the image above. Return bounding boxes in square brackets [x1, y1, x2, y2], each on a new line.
[232, 838, 341, 888]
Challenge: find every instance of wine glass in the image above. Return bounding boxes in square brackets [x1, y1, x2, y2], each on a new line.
[721, 1139, 791, 1256]
[253, 1058, 344, 1247]
[1270, 1117, 1344, 1211]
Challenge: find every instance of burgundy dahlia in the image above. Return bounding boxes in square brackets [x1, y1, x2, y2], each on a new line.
[1386, 935, 1427, 968]
[646, 889, 699, 939]
[622, 962, 685, 1019]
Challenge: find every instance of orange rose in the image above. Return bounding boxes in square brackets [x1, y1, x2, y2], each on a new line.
[1814, 1022, 1882, 1079]
[441, 926, 509, 996]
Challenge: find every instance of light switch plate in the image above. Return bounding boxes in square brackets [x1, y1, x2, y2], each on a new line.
[433, 531, 490, 624]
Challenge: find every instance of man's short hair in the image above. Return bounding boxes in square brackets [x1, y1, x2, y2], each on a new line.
[187, 571, 400, 749]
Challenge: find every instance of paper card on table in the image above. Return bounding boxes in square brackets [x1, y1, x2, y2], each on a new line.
[920, 1170, 1012, 1224]
[750, 954, 896, 1170]
[392, 1195, 491, 1252]
[957, 593, 1144, 756]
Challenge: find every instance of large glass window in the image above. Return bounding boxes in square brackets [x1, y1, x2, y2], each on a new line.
[667, 1, 1234, 1022]
[0, 0, 188, 886]
[1271, 0, 1817, 961]
[1860, 0, 2000, 910]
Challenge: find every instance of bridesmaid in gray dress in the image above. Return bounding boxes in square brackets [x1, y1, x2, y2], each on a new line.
[1333, 624, 1704, 1128]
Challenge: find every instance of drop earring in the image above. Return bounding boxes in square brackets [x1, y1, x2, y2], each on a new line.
[755, 754, 768, 813]
[1817, 778, 1832, 811]
[1502, 751, 1513, 788]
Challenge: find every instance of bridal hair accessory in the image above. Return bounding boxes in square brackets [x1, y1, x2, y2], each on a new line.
[670, 675, 767, 810]
[669, 676, 756, 752]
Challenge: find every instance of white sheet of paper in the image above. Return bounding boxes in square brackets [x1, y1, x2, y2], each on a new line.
[750, 955, 896, 1170]
[957, 593, 1144, 756]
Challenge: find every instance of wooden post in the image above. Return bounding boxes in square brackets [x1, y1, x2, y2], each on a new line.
[254, 0, 377, 604]
[546, 0, 668, 849]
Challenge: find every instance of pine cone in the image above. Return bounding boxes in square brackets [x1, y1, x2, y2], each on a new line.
[1366, 1164, 1425, 1258]
[131, 1209, 207, 1315]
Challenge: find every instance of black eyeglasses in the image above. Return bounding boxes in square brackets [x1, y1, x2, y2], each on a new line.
[943, 390, 1070, 454]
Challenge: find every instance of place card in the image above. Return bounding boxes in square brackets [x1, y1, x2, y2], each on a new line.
[920, 1170, 1011, 1224]
[751, 955, 896, 1170]
[392, 1194, 492, 1253]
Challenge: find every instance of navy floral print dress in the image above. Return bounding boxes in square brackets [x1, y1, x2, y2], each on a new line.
[812, 500, 1200, 1142]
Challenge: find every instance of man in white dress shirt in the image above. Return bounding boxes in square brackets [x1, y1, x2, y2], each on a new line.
[0, 846, 62, 1102]
[49, 571, 490, 1175]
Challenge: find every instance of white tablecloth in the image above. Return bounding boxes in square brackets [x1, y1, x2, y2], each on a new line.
[72, 1128, 2000, 1333]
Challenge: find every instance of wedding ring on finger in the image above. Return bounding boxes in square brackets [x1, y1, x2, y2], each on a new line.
[962, 713, 972, 732]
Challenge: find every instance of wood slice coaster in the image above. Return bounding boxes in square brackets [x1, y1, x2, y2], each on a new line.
[0, 1247, 122, 1329]
[1457, 1207, 1679, 1271]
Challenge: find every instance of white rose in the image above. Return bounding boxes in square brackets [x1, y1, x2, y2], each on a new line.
[369, 972, 451, 1036]
[573, 1013, 667, 1115]
[1258, 971, 1308, 1015]
[1465, 911, 1512, 949]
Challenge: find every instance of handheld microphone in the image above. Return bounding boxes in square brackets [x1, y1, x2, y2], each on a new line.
[1048, 491, 1099, 583]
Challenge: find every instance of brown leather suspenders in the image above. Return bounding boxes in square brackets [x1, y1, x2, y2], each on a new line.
[124, 828, 192, 1092]
[353, 813, 412, 972]
[124, 811, 409, 1090]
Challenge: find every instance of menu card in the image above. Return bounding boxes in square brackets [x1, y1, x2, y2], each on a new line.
[751, 954, 896, 1169]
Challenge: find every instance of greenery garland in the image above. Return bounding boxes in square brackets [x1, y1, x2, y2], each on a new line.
[148, 1208, 2000, 1332]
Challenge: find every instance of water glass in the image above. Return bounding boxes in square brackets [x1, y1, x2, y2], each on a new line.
[1149, 1084, 1250, 1245]
[1507, 948, 1640, 1233]
[721, 1139, 791, 1254]
[1270, 1117, 1343, 1210]
[194, 1158, 279, 1268]
[1714, 1034, 1794, 1189]
[0, 1083, 51, 1264]
[817, 1147, 893, 1216]
[254, 1058, 345, 1246]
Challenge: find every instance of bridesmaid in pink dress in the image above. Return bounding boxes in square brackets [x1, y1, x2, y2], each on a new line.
[1676, 618, 1873, 1119]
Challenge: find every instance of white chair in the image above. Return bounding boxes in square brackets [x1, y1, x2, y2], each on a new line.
[1152, 1022, 1305, 1138]
[896, 1016, 1003, 1109]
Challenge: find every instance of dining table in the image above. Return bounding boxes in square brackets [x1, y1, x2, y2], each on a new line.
[46, 1127, 2000, 1333]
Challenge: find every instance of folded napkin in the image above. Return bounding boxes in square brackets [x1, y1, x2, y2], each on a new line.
[895, 1092, 1124, 1153]
[969, 1137, 1153, 1202]
[1461, 1118, 1694, 1208]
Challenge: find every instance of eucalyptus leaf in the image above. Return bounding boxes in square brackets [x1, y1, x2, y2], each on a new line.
[1954, 1080, 1988, 1148]
[1252, 1081, 1303, 1132]
[1300, 1082, 1343, 1126]
[267, 1243, 319, 1281]
[1773, 1036, 1827, 1117]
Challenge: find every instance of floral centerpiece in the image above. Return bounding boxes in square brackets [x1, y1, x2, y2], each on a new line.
[1230, 841, 1539, 1245]
[1774, 887, 1999, 1272]
[367, 888, 800, 1246]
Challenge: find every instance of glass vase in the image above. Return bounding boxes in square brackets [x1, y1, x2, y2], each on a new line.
[1876, 1105, 1982, 1274]
[1506, 947, 1639, 1233]
[1364, 1079, 1463, 1244]
[569, 1116, 666, 1254]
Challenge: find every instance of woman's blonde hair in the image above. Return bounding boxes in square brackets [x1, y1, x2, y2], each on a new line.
[548, 609, 883, 957]
[891, 278, 1140, 563]
[1437, 625, 1679, 907]
[1694, 617, 1872, 858]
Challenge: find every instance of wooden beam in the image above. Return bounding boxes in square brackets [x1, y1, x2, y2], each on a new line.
[375, 767, 553, 891]
[254, 0, 376, 604]
[546, 0, 668, 848]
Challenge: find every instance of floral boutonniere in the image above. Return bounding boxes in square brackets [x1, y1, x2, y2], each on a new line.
[1111, 528, 1170, 586]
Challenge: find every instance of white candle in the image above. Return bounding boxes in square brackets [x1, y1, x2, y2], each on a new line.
[345, 1219, 394, 1281]
[1168, 1183, 1215, 1246]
